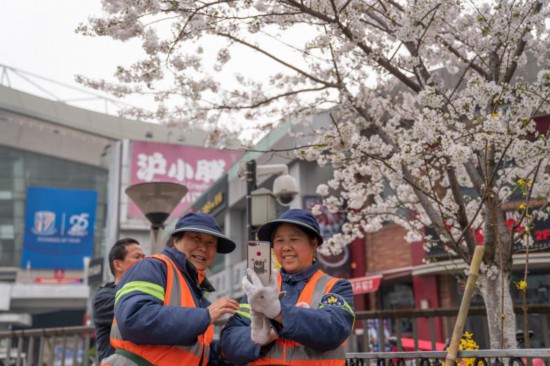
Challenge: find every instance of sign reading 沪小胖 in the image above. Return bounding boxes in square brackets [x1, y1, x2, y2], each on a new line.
[21, 187, 97, 270]
[129, 141, 242, 218]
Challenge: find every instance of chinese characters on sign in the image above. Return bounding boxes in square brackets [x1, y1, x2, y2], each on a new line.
[130, 141, 243, 218]
[136, 152, 227, 183]
[349, 275, 382, 295]
[427, 206, 550, 260]
[506, 209, 550, 252]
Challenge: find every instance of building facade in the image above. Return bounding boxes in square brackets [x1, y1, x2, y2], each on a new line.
[0, 84, 215, 329]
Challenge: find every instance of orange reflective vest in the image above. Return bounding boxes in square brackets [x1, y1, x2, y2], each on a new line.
[251, 270, 346, 366]
[109, 254, 214, 366]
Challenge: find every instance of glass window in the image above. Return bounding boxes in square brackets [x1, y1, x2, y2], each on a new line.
[511, 271, 550, 305]
[379, 282, 415, 335]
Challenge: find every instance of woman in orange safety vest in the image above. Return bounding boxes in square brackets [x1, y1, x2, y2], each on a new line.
[220, 209, 355, 366]
[101, 212, 239, 366]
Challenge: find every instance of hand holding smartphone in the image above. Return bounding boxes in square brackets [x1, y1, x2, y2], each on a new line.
[247, 240, 272, 286]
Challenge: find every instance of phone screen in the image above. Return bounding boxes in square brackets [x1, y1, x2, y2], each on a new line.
[247, 240, 272, 286]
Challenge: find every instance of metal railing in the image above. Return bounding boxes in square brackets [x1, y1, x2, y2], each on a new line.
[349, 305, 550, 352]
[0, 325, 96, 366]
[346, 349, 550, 366]
[0, 305, 549, 365]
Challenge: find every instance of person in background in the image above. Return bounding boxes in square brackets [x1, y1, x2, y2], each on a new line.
[101, 212, 239, 366]
[220, 208, 355, 365]
[92, 238, 145, 363]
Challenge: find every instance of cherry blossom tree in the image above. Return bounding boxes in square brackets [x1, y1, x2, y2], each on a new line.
[78, 1, 550, 347]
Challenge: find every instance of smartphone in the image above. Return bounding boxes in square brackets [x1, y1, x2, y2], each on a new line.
[247, 240, 272, 286]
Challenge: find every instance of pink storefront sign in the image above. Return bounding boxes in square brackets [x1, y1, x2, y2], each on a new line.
[129, 140, 243, 218]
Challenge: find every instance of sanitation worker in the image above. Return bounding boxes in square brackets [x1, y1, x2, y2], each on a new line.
[101, 212, 239, 366]
[220, 208, 355, 365]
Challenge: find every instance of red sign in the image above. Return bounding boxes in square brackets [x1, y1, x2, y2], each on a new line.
[34, 277, 82, 284]
[130, 141, 243, 218]
[349, 275, 382, 295]
[505, 208, 550, 252]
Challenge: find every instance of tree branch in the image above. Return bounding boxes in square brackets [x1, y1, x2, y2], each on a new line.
[217, 32, 339, 88]
[502, 1, 543, 83]
[282, 0, 423, 93]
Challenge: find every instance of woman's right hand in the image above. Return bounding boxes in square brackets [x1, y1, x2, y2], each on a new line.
[207, 297, 239, 323]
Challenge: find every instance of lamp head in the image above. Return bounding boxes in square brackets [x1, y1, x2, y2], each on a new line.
[125, 182, 188, 227]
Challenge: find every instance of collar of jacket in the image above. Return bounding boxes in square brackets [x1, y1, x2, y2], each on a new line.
[161, 247, 215, 292]
[280, 262, 319, 284]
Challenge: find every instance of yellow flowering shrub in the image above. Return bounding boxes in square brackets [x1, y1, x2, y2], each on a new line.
[459, 332, 479, 366]
[443, 332, 479, 366]
[516, 280, 527, 291]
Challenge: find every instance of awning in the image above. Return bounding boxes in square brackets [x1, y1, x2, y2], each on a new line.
[349, 275, 382, 295]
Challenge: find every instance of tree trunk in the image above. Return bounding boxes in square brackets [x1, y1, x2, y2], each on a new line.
[478, 271, 517, 348]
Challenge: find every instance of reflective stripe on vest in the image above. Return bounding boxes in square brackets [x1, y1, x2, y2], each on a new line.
[251, 270, 346, 366]
[110, 254, 214, 366]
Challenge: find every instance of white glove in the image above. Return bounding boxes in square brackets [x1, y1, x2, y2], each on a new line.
[250, 309, 272, 345]
[242, 269, 281, 319]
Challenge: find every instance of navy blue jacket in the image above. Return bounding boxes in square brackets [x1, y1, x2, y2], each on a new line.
[114, 247, 214, 346]
[92, 282, 116, 363]
[219, 263, 355, 364]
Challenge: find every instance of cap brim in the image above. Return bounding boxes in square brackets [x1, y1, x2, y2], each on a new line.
[257, 219, 324, 245]
[170, 226, 236, 254]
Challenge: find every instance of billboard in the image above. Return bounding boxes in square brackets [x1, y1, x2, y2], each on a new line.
[21, 187, 97, 269]
[129, 141, 243, 218]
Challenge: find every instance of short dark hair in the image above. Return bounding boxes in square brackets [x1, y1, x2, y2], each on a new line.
[166, 232, 186, 248]
[108, 238, 140, 276]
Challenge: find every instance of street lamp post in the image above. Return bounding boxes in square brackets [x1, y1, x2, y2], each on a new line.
[242, 160, 299, 240]
[245, 160, 257, 241]
[125, 182, 188, 254]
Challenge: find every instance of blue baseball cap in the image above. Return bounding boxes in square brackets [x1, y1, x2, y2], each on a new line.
[170, 212, 236, 254]
[257, 208, 324, 245]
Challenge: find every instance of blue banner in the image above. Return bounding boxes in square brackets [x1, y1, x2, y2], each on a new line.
[21, 187, 97, 269]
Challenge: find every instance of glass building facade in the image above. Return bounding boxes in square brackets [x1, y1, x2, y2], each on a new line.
[0, 146, 108, 267]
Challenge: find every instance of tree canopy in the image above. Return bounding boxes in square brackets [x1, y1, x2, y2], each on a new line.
[79, 0, 550, 347]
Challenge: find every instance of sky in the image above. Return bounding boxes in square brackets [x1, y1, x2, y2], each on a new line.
[0, 1, 307, 120]
[0, 1, 150, 114]
[0, 1, 328, 144]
